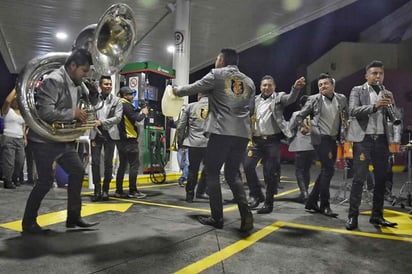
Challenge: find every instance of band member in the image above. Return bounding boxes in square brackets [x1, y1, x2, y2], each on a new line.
[89, 75, 123, 201]
[288, 95, 316, 202]
[345, 60, 400, 230]
[22, 49, 99, 234]
[244, 75, 306, 214]
[176, 92, 209, 202]
[290, 73, 348, 217]
[173, 48, 255, 232]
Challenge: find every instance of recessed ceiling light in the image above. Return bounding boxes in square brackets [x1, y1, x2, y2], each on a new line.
[167, 45, 175, 53]
[56, 32, 68, 40]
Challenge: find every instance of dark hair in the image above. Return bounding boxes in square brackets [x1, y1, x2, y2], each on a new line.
[318, 73, 335, 85]
[365, 60, 384, 72]
[65, 48, 92, 68]
[261, 75, 275, 84]
[220, 48, 239, 66]
[99, 75, 112, 82]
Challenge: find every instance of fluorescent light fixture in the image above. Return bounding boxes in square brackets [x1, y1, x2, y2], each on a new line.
[56, 32, 68, 40]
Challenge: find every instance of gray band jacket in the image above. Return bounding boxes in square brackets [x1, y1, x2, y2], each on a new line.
[255, 87, 301, 139]
[28, 66, 90, 143]
[176, 96, 209, 148]
[346, 82, 401, 143]
[176, 65, 256, 139]
[89, 93, 123, 141]
[289, 92, 348, 146]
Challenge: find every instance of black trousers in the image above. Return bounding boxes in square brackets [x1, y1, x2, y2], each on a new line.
[115, 139, 139, 193]
[294, 150, 316, 191]
[244, 135, 281, 205]
[307, 135, 337, 209]
[348, 135, 389, 218]
[186, 146, 207, 195]
[22, 141, 84, 226]
[91, 135, 116, 193]
[205, 134, 250, 222]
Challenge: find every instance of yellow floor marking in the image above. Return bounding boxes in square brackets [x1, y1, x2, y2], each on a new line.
[0, 203, 132, 232]
[111, 197, 211, 213]
[175, 221, 283, 274]
[360, 209, 412, 236]
[278, 221, 412, 242]
[176, 215, 412, 273]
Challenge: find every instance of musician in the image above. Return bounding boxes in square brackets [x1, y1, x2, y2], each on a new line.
[290, 73, 348, 217]
[89, 75, 123, 202]
[244, 75, 306, 214]
[173, 48, 255, 232]
[345, 60, 400, 230]
[176, 92, 209, 202]
[22, 49, 99, 234]
[288, 95, 316, 202]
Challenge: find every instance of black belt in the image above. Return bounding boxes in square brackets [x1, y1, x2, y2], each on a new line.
[253, 134, 281, 141]
[365, 134, 385, 141]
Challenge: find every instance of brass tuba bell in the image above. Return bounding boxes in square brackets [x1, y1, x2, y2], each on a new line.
[16, 3, 138, 142]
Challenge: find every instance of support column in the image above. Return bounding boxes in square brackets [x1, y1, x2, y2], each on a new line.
[168, 0, 191, 173]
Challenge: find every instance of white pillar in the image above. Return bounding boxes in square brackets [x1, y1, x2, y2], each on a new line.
[167, 0, 191, 172]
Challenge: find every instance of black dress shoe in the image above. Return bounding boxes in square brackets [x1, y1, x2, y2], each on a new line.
[186, 192, 194, 203]
[240, 213, 254, 232]
[369, 216, 398, 227]
[101, 191, 109, 201]
[198, 216, 223, 229]
[66, 218, 99, 228]
[257, 204, 273, 214]
[248, 196, 264, 209]
[22, 223, 51, 235]
[91, 194, 102, 202]
[195, 193, 209, 200]
[223, 198, 237, 204]
[321, 207, 338, 218]
[4, 182, 16, 189]
[305, 203, 321, 213]
[345, 217, 358, 230]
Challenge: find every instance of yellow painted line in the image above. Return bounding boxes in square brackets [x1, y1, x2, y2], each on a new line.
[175, 221, 284, 274]
[176, 213, 412, 273]
[278, 221, 412, 242]
[0, 203, 132, 232]
[360, 209, 412, 236]
[111, 197, 211, 213]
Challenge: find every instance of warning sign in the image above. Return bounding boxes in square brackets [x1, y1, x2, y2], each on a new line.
[129, 76, 139, 89]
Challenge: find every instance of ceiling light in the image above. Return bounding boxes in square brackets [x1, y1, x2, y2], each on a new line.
[167, 45, 175, 53]
[56, 32, 68, 40]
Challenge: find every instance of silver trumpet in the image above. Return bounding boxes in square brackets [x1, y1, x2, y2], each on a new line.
[377, 82, 401, 126]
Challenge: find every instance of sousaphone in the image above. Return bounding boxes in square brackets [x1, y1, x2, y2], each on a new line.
[16, 3, 138, 142]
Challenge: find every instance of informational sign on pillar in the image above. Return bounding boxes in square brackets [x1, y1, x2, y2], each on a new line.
[175, 31, 184, 53]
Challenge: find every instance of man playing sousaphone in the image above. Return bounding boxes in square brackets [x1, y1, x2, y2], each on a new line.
[21, 49, 99, 234]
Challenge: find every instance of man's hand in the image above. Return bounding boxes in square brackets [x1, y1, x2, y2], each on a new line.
[141, 106, 149, 116]
[375, 97, 392, 110]
[94, 120, 102, 127]
[74, 108, 88, 123]
[293, 77, 306, 89]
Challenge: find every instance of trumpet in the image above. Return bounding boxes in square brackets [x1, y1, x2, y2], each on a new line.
[377, 82, 401, 126]
[170, 128, 178, 151]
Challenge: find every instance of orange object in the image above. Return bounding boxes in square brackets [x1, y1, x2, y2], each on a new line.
[344, 141, 353, 159]
[337, 143, 344, 160]
[389, 143, 400, 153]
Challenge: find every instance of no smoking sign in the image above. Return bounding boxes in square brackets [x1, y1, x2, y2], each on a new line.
[129, 76, 139, 89]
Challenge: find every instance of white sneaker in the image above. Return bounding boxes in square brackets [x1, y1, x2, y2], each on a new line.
[129, 190, 146, 199]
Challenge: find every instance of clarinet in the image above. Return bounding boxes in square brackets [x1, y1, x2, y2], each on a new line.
[377, 82, 401, 126]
